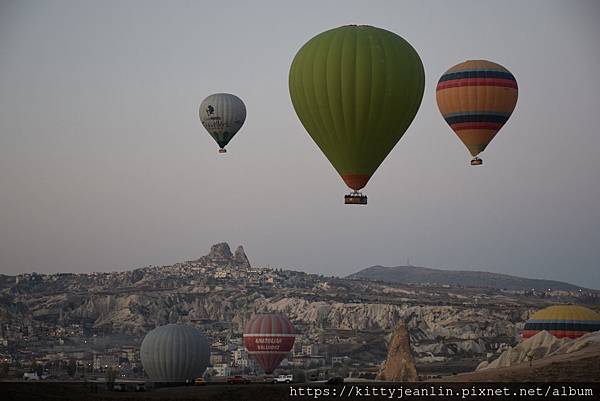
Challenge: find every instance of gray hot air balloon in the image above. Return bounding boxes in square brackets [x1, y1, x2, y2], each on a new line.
[199, 93, 246, 153]
[140, 324, 210, 382]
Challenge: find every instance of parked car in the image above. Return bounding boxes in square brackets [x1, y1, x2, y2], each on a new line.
[272, 374, 293, 384]
[226, 375, 251, 384]
[194, 377, 207, 386]
[112, 383, 127, 392]
[135, 383, 146, 392]
[23, 372, 40, 380]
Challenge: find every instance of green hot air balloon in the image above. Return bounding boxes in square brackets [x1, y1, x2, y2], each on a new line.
[289, 25, 425, 205]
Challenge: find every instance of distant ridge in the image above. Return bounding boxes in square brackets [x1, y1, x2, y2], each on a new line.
[347, 265, 593, 291]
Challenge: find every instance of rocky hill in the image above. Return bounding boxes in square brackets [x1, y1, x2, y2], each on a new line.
[348, 265, 590, 291]
[477, 330, 600, 371]
[1, 243, 599, 373]
[445, 331, 600, 382]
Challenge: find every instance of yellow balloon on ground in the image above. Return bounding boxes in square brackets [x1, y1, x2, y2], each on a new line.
[522, 305, 600, 339]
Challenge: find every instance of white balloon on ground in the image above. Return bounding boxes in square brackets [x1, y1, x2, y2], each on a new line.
[140, 324, 210, 382]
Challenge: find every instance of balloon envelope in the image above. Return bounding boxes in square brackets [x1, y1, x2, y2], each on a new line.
[141, 324, 210, 382]
[522, 305, 600, 340]
[243, 314, 295, 373]
[289, 25, 425, 191]
[436, 60, 518, 158]
[199, 93, 246, 150]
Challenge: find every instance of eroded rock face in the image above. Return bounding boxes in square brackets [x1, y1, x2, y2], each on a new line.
[1, 243, 545, 364]
[476, 330, 582, 370]
[252, 297, 520, 353]
[377, 323, 417, 382]
[192, 242, 250, 268]
[233, 246, 250, 269]
[207, 243, 233, 262]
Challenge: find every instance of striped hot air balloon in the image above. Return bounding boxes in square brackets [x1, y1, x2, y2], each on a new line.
[522, 305, 600, 339]
[243, 314, 295, 374]
[436, 60, 518, 165]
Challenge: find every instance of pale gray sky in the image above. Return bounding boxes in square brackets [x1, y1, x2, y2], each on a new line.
[1, 1, 599, 288]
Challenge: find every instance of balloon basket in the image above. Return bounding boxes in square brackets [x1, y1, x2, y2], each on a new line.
[344, 192, 367, 205]
[218, 148, 227, 153]
[470, 157, 482, 166]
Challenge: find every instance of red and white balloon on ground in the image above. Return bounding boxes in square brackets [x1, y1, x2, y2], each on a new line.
[243, 314, 295, 374]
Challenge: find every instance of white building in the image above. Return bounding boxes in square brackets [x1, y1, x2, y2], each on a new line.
[213, 363, 231, 377]
[93, 354, 119, 370]
[232, 348, 247, 363]
[332, 356, 349, 365]
[302, 344, 319, 356]
[210, 352, 227, 365]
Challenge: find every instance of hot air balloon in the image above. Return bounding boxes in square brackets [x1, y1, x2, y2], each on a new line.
[243, 313, 295, 374]
[199, 93, 246, 153]
[436, 60, 518, 165]
[289, 25, 425, 205]
[141, 324, 210, 382]
[522, 305, 600, 340]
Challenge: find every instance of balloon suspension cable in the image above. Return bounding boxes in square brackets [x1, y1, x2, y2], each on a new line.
[344, 191, 367, 205]
[219, 148, 227, 153]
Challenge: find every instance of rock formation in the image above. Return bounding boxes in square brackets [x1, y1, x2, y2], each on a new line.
[377, 323, 417, 382]
[477, 330, 600, 371]
[193, 242, 251, 268]
[5, 242, 589, 367]
[477, 330, 569, 370]
[206, 242, 233, 263]
[233, 246, 251, 268]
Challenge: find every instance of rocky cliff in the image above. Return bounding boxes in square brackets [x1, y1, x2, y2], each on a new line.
[192, 242, 250, 268]
[233, 246, 251, 269]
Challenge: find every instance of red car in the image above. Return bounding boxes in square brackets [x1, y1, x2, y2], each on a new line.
[226, 375, 251, 384]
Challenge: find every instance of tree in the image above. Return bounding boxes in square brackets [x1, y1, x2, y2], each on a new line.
[35, 363, 43, 378]
[292, 369, 306, 383]
[333, 366, 349, 378]
[0, 362, 9, 377]
[525, 351, 534, 367]
[30, 361, 43, 377]
[105, 367, 117, 389]
[66, 360, 76, 377]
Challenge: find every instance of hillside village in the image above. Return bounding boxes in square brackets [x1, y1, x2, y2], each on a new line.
[1, 243, 598, 381]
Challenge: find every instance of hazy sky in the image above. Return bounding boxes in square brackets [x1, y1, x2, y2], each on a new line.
[1, 1, 599, 288]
